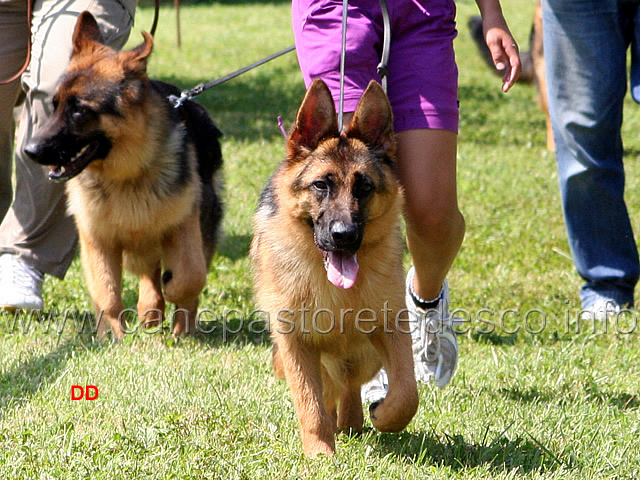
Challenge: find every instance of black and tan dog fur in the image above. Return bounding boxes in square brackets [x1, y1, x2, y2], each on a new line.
[25, 12, 223, 339]
[251, 80, 418, 457]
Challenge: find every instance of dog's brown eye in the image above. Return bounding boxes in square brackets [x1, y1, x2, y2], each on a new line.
[356, 182, 374, 198]
[312, 180, 329, 192]
[71, 106, 88, 122]
[71, 104, 92, 121]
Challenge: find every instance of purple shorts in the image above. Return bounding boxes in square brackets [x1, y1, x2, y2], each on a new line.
[292, 0, 459, 133]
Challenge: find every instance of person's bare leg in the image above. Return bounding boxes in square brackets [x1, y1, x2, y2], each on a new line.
[395, 128, 464, 388]
[396, 129, 465, 301]
[357, 126, 465, 397]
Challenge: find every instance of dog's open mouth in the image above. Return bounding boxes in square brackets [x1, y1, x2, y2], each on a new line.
[48, 141, 101, 182]
[322, 250, 359, 289]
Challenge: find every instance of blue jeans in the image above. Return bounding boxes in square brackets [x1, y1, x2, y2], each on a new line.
[542, 0, 640, 307]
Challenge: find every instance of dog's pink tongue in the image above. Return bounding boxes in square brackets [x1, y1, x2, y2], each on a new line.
[326, 252, 359, 289]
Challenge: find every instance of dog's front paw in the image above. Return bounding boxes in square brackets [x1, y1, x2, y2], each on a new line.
[368, 396, 416, 433]
[302, 435, 336, 458]
[162, 268, 205, 304]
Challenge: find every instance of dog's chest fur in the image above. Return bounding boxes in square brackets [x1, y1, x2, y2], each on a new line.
[66, 127, 200, 247]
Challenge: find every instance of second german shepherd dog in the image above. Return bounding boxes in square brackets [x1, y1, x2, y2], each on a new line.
[24, 12, 223, 339]
[251, 80, 418, 457]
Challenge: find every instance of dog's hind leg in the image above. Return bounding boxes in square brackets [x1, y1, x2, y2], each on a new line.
[337, 384, 364, 434]
[138, 264, 165, 330]
[79, 232, 125, 340]
[172, 298, 198, 336]
[367, 328, 419, 432]
[272, 343, 286, 379]
[330, 362, 363, 433]
[321, 367, 340, 430]
[162, 211, 208, 335]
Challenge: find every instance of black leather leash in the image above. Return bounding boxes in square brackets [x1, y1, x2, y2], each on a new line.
[377, 0, 391, 91]
[170, 0, 390, 110]
[338, 0, 349, 132]
[168, 45, 296, 108]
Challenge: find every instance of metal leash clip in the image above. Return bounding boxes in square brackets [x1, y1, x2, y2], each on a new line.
[168, 91, 191, 109]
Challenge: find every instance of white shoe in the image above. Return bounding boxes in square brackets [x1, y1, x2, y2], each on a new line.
[361, 368, 388, 405]
[406, 267, 459, 389]
[361, 268, 460, 403]
[581, 296, 622, 321]
[0, 254, 44, 310]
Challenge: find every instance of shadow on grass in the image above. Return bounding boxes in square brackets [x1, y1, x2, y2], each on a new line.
[498, 386, 551, 405]
[375, 430, 567, 473]
[598, 392, 640, 410]
[624, 147, 640, 157]
[469, 330, 518, 346]
[190, 310, 270, 348]
[499, 385, 640, 411]
[0, 326, 107, 418]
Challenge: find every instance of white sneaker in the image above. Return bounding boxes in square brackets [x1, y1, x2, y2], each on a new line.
[581, 296, 622, 321]
[361, 268, 460, 403]
[361, 368, 388, 405]
[0, 254, 44, 310]
[406, 267, 459, 389]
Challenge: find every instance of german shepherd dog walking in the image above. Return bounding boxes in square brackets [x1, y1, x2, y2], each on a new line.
[251, 80, 418, 457]
[24, 12, 223, 339]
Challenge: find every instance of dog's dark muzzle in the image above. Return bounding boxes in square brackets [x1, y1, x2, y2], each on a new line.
[23, 139, 48, 165]
[314, 219, 363, 290]
[330, 220, 361, 250]
[314, 219, 363, 255]
[24, 133, 111, 182]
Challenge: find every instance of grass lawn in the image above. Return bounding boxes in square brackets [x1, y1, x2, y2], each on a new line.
[1, 0, 639, 478]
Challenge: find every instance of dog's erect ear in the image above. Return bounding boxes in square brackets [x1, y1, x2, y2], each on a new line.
[287, 79, 339, 157]
[345, 81, 395, 158]
[129, 31, 154, 63]
[122, 31, 153, 75]
[72, 11, 105, 55]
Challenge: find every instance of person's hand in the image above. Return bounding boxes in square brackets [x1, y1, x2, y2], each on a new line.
[483, 16, 521, 92]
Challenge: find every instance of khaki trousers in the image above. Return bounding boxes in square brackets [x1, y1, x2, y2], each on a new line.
[0, 0, 135, 278]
